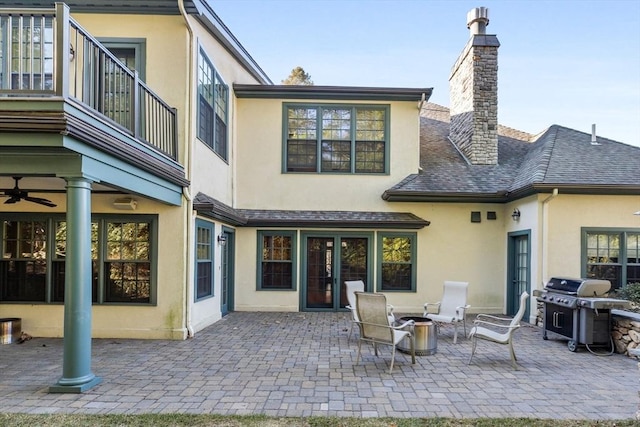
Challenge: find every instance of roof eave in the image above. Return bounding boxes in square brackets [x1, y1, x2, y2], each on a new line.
[233, 84, 433, 102]
[243, 218, 430, 229]
[190, 1, 272, 85]
[382, 191, 509, 203]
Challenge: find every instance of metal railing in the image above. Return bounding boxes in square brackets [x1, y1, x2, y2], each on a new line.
[0, 3, 178, 161]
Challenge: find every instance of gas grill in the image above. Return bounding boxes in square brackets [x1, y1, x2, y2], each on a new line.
[533, 277, 630, 353]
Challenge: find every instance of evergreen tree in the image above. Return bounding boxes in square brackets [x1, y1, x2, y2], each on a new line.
[282, 66, 313, 85]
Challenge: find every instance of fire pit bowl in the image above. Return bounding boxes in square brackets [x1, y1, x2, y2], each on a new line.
[397, 316, 437, 356]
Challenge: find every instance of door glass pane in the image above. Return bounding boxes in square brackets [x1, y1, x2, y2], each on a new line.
[306, 238, 333, 309]
[339, 238, 368, 308]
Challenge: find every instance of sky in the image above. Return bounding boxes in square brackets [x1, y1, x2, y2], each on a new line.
[212, 0, 640, 147]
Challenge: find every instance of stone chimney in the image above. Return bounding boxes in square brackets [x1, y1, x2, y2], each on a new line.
[449, 7, 500, 165]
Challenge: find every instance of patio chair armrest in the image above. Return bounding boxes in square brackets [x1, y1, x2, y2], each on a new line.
[472, 319, 521, 331]
[423, 301, 441, 315]
[387, 304, 395, 315]
[475, 314, 511, 323]
[455, 304, 471, 316]
[393, 319, 415, 330]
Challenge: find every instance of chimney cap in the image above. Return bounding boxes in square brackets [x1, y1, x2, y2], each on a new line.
[467, 7, 490, 35]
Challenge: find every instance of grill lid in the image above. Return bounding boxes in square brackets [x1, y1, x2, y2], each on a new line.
[545, 277, 611, 297]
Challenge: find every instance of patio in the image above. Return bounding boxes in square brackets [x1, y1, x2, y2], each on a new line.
[0, 311, 637, 420]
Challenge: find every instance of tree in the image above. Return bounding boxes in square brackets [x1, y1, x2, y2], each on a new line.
[282, 66, 313, 85]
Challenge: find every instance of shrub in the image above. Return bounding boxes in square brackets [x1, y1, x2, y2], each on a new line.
[611, 282, 640, 311]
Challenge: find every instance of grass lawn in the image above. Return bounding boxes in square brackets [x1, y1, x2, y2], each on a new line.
[0, 414, 636, 426]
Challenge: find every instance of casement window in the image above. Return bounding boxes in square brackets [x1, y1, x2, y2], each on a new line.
[198, 48, 228, 160]
[284, 104, 389, 174]
[583, 229, 640, 290]
[257, 230, 297, 290]
[0, 215, 157, 304]
[195, 219, 214, 301]
[377, 232, 417, 292]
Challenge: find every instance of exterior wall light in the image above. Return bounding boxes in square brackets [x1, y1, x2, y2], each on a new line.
[511, 208, 521, 221]
[217, 234, 227, 246]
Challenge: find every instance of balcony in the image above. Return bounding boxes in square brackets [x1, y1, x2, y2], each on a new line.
[0, 3, 178, 162]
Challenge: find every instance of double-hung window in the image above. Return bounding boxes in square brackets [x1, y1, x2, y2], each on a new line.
[198, 48, 228, 160]
[285, 104, 388, 173]
[257, 231, 296, 290]
[377, 232, 417, 292]
[195, 219, 214, 301]
[583, 228, 640, 290]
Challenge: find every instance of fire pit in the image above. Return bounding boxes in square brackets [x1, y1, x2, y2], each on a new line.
[396, 316, 437, 356]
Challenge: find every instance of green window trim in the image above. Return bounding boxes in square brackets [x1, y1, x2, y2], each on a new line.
[582, 227, 640, 290]
[0, 213, 158, 305]
[197, 46, 229, 161]
[377, 231, 417, 292]
[99, 38, 147, 80]
[257, 230, 297, 291]
[283, 103, 390, 174]
[195, 219, 215, 302]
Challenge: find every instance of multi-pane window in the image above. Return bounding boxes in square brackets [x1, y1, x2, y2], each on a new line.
[52, 221, 99, 303]
[198, 48, 228, 160]
[584, 229, 640, 290]
[378, 232, 416, 291]
[285, 104, 388, 173]
[105, 221, 151, 303]
[0, 220, 48, 301]
[258, 231, 296, 290]
[195, 220, 214, 300]
[0, 215, 156, 304]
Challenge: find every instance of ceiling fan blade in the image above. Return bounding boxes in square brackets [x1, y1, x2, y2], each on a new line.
[23, 196, 57, 208]
[4, 197, 20, 204]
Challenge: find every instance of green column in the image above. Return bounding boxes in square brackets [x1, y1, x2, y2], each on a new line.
[50, 177, 102, 393]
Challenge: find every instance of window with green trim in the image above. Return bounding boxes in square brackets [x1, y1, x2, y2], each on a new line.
[195, 219, 214, 301]
[285, 104, 388, 173]
[198, 48, 228, 160]
[584, 229, 640, 290]
[258, 231, 296, 290]
[377, 232, 416, 291]
[0, 215, 157, 304]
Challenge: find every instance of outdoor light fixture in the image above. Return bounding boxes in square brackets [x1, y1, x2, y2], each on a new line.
[217, 234, 227, 246]
[113, 197, 137, 210]
[511, 208, 521, 221]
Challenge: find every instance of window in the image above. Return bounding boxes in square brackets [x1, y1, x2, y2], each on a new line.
[583, 229, 640, 290]
[284, 104, 388, 174]
[105, 220, 152, 303]
[52, 220, 99, 303]
[0, 215, 157, 304]
[377, 232, 417, 291]
[195, 220, 214, 301]
[257, 231, 297, 290]
[198, 48, 228, 160]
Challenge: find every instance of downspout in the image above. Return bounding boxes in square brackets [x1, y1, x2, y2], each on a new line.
[179, 0, 195, 338]
[541, 188, 559, 286]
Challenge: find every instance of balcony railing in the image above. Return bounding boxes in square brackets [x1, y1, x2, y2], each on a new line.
[0, 3, 178, 161]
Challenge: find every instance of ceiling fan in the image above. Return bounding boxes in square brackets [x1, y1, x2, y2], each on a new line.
[1, 177, 57, 207]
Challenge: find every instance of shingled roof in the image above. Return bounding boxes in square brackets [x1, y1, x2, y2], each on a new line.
[382, 103, 640, 202]
[194, 193, 430, 229]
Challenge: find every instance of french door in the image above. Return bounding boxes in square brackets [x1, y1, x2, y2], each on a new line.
[302, 233, 372, 311]
[507, 231, 531, 320]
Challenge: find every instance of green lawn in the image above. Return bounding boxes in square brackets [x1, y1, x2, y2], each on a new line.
[0, 414, 636, 427]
